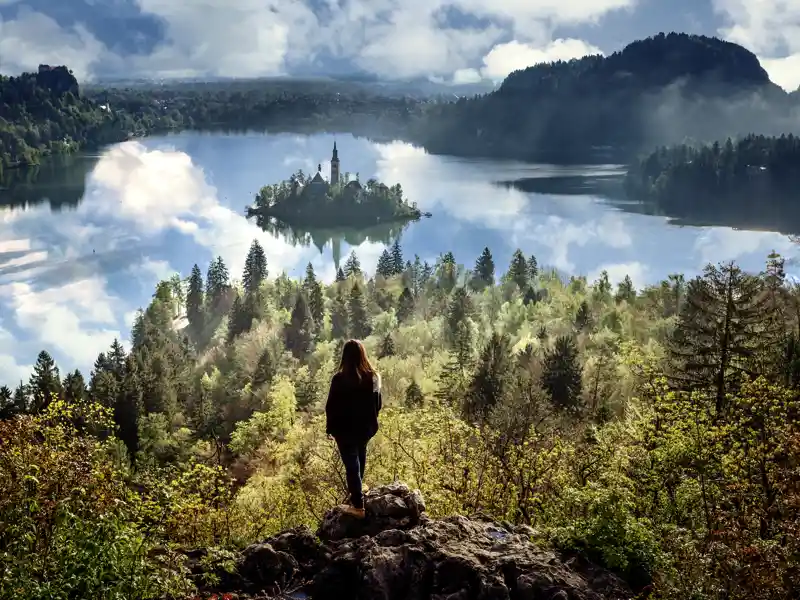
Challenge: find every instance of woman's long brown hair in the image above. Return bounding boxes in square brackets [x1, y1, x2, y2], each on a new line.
[338, 339, 374, 382]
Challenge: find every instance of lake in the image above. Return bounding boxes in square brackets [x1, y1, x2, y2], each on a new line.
[1, 131, 798, 381]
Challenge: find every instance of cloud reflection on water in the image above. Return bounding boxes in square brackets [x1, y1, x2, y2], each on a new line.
[0, 133, 798, 383]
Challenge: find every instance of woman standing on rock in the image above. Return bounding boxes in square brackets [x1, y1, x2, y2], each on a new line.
[325, 339, 383, 518]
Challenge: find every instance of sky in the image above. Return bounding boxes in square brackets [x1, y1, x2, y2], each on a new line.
[0, 0, 799, 90]
[1, 133, 798, 386]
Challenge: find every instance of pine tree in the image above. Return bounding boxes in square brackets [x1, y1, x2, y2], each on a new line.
[437, 252, 457, 292]
[344, 251, 361, 278]
[376, 249, 394, 278]
[405, 381, 424, 407]
[471, 247, 495, 290]
[615, 275, 636, 304]
[435, 320, 474, 404]
[527, 254, 538, 280]
[116, 355, 142, 464]
[63, 369, 86, 404]
[303, 263, 325, 327]
[29, 350, 61, 412]
[206, 256, 230, 310]
[463, 332, 513, 421]
[331, 290, 350, 339]
[107, 339, 127, 378]
[13, 382, 28, 414]
[668, 262, 781, 413]
[445, 287, 473, 348]
[252, 348, 275, 388]
[574, 300, 591, 330]
[523, 286, 540, 306]
[335, 267, 346, 282]
[227, 294, 250, 342]
[378, 333, 396, 358]
[186, 263, 205, 339]
[421, 261, 433, 287]
[390, 239, 404, 275]
[285, 293, 315, 358]
[397, 287, 415, 322]
[348, 283, 371, 339]
[507, 249, 528, 290]
[295, 368, 318, 410]
[0, 385, 14, 418]
[592, 270, 612, 303]
[242, 239, 268, 294]
[542, 335, 583, 411]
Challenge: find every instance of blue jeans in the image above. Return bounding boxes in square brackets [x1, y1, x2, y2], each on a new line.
[336, 440, 367, 509]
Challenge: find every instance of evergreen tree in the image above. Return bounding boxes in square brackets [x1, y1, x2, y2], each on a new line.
[29, 350, 61, 412]
[206, 256, 230, 310]
[668, 262, 781, 413]
[0, 385, 14, 419]
[435, 320, 474, 404]
[295, 368, 318, 410]
[242, 239, 268, 294]
[348, 283, 371, 339]
[437, 252, 458, 292]
[523, 286, 540, 306]
[285, 293, 315, 359]
[12, 382, 28, 414]
[527, 254, 538, 280]
[537, 324, 548, 342]
[252, 348, 275, 388]
[63, 369, 86, 404]
[542, 335, 583, 411]
[471, 247, 495, 290]
[186, 263, 205, 339]
[227, 294, 251, 342]
[445, 287, 473, 348]
[574, 300, 591, 330]
[344, 251, 361, 278]
[464, 332, 513, 421]
[335, 267, 346, 282]
[378, 333, 396, 358]
[405, 381, 424, 407]
[592, 270, 612, 303]
[507, 249, 528, 290]
[390, 239, 404, 275]
[107, 338, 127, 379]
[376, 249, 394, 278]
[115, 355, 142, 464]
[397, 287, 415, 322]
[331, 290, 350, 339]
[303, 263, 325, 327]
[614, 275, 636, 304]
[421, 261, 433, 287]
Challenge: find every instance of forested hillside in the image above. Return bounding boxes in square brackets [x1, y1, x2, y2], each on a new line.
[418, 33, 798, 162]
[2, 241, 799, 599]
[625, 134, 800, 232]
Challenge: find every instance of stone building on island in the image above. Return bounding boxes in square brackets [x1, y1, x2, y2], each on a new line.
[298, 142, 365, 202]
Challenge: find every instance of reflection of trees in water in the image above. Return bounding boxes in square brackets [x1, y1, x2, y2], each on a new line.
[501, 174, 800, 236]
[252, 215, 407, 268]
[0, 154, 97, 211]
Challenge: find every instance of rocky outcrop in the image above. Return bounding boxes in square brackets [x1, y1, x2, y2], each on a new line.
[185, 483, 633, 600]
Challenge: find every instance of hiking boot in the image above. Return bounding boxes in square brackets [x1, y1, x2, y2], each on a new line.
[341, 505, 366, 519]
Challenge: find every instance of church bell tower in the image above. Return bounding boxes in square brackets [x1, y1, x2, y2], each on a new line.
[330, 141, 340, 185]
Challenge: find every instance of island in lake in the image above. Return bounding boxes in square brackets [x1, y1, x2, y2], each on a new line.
[245, 142, 426, 228]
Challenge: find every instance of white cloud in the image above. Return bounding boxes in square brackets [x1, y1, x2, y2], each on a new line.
[0, 0, 634, 80]
[713, 0, 800, 91]
[0, 323, 31, 386]
[588, 261, 648, 288]
[479, 38, 603, 81]
[0, 277, 122, 370]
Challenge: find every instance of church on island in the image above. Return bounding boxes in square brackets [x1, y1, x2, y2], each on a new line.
[293, 142, 367, 202]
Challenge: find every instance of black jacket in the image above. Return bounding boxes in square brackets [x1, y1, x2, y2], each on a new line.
[325, 371, 382, 444]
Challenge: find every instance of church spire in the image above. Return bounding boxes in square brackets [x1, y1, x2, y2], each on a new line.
[330, 140, 340, 185]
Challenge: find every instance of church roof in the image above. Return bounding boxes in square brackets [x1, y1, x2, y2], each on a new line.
[310, 171, 326, 184]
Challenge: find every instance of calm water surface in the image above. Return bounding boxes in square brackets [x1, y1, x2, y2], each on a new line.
[1, 131, 798, 380]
